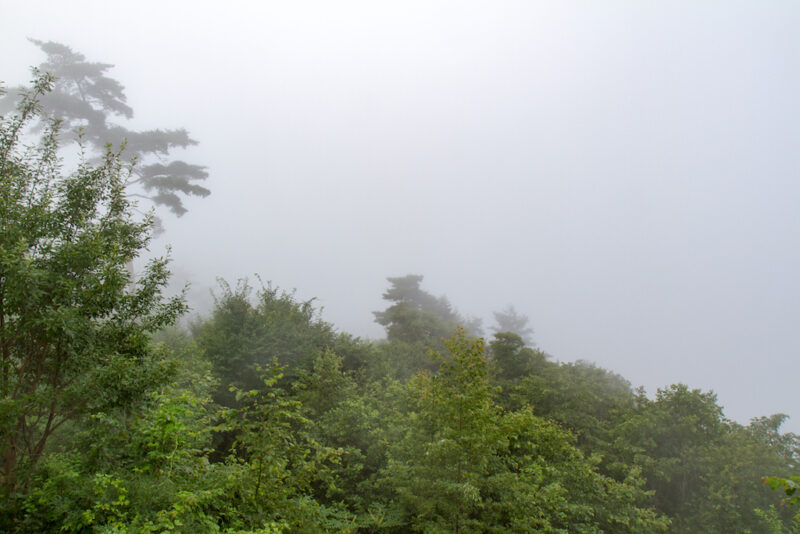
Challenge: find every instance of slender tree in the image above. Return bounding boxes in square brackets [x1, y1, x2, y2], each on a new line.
[0, 73, 185, 497]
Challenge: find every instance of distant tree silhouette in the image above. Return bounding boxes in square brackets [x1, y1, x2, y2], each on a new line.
[1, 39, 209, 228]
[491, 304, 533, 345]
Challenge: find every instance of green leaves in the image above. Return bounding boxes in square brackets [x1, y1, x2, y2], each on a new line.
[0, 73, 184, 503]
[380, 329, 667, 533]
[764, 476, 800, 509]
[195, 279, 338, 407]
[219, 361, 353, 531]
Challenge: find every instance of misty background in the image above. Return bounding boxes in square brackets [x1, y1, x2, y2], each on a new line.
[2, 1, 798, 431]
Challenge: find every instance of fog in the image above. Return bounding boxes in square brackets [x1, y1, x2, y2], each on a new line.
[2, 1, 799, 431]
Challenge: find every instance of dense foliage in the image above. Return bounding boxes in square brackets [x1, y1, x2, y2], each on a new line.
[0, 73, 184, 503]
[2, 75, 799, 533]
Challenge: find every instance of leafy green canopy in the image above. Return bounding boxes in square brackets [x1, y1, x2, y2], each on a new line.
[381, 329, 668, 533]
[0, 73, 185, 499]
[611, 386, 800, 533]
[194, 280, 340, 405]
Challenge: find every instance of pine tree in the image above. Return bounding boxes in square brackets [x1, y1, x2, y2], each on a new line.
[1, 40, 209, 224]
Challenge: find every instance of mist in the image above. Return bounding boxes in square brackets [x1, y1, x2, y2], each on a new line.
[2, 0, 798, 432]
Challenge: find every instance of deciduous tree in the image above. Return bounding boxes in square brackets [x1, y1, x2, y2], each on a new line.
[382, 329, 667, 533]
[0, 73, 184, 498]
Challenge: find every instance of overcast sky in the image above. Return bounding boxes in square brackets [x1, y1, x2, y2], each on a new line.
[2, 1, 799, 431]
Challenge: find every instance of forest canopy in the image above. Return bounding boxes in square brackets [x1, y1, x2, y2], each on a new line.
[1, 72, 798, 533]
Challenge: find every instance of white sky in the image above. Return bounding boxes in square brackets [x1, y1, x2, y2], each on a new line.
[2, 1, 799, 430]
